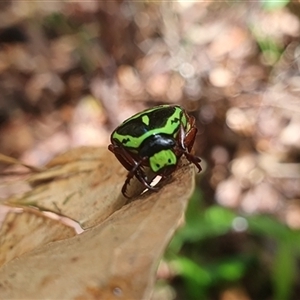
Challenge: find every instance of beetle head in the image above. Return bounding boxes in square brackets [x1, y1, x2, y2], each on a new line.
[149, 149, 177, 175]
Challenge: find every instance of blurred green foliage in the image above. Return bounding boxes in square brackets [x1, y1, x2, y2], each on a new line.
[261, 0, 290, 10]
[250, 25, 284, 66]
[165, 188, 300, 299]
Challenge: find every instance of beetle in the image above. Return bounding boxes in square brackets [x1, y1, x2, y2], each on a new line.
[108, 104, 201, 197]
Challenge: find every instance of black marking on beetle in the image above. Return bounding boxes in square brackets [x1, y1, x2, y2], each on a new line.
[122, 138, 130, 144]
[116, 106, 177, 138]
[139, 134, 176, 158]
[171, 117, 180, 124]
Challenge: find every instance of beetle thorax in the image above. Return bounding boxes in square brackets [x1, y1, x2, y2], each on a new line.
[138, 134, 178, 174]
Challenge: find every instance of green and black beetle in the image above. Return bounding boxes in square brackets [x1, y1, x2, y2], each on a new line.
[108, 105, 201, 197]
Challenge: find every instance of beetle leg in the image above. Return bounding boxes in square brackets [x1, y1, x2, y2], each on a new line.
[135, 169, 160, 191]
[122, 167, 159, 197]
[120, 155, 144, 197]
[178, 122, 186, 150]
[108, 143, 135, 171]
[177, 113, 197, 152]
[176, 114, 202, 173]
[109, 143, 147, 196]
[128, 157, 159, 190]
[121, 161, 142, 198]
[183, 152, 202, 173]
[184, 115, 198, 153]
[120, 156, 158, 197]
[176, 110, 188, 150]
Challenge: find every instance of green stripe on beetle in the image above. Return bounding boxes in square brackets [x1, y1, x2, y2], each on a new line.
[142, 115, 150, 126]
[112, 105, 187, 149]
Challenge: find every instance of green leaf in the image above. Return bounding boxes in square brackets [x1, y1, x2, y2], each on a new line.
[169, 196, 236, 253]
[216, 258, 247, 281]
[261, 0, 290, 10]
[273, 240, 296, 300]
[248, 215, 291, 240]
[172, 256, 212, 287]
[204, 206, 236, 235]
[171, 256, 212, 300]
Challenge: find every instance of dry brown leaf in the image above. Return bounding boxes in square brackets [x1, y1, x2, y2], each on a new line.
[0, 157, 195, 299]
[0, 153, 43, 172]
[0, 207, 76, 268]
[5, 147, 131, 229]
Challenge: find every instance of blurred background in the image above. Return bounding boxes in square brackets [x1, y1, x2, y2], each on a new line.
[0, 0, 300, 299]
